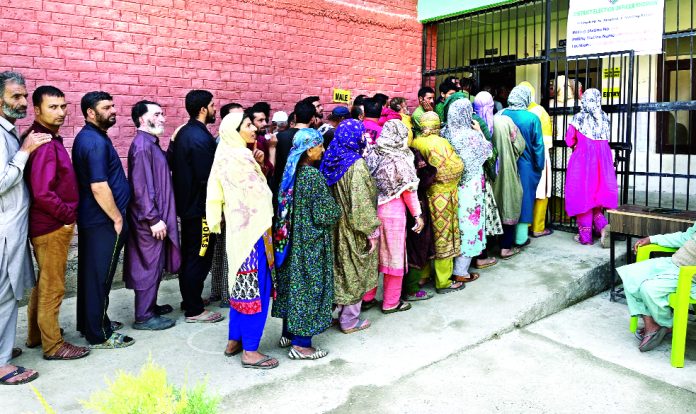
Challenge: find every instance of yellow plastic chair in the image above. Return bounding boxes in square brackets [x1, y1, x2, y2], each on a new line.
[629, 244, 696, 368]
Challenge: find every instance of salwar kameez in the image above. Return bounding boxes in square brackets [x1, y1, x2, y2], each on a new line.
[618, 224, 696, 327]
[228, 237, 272, 351]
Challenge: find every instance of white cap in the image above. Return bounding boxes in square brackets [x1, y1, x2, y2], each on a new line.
[271, 111, 288, 122]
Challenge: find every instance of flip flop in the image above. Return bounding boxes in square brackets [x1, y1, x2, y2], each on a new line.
[404, 290, 434, 302]
[382, 300, 412, 314]
[278, 336, 292, 348]
[452, 273, 480, 284]
[185, 311, 224, 323]
[342, 318, 371, 334]
[500, 247, 521, 260]
[0, 366, 39, 385]
[472, 258, 497, 269]
[531, 228, 554, 238]
[639, 327, 668, 352]
[436, 281, 466, 294]
[242, 356, 279, 370]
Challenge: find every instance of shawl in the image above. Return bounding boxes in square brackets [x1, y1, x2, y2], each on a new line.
[274, 128, 324, 266]
[320, 119, 367, 186]
[473, 91, 495, 136]
[445, 99, 492, 183]
[570, 88, 611, 141]
[491, 114, 525, 224]
[206, 113, 274, 289]
[506, 85, 532, 110]
[440, 91, 467, 123]
[379, 107, 403, 126]
[365, 119, 419, 205]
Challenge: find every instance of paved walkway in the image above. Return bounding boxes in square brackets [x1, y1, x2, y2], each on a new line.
[6, 231, 673, 413]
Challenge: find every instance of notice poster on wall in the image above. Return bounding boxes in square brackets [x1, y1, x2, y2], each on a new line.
[566, 0, 664, 57]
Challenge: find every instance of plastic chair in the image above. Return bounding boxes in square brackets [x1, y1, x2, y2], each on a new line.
[629, 244, 696, 367]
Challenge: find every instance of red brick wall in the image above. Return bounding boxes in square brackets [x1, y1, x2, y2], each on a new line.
[1, 0, 421, 156]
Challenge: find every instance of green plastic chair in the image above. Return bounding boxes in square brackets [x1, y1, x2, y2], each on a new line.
[629, 244, 696, 368]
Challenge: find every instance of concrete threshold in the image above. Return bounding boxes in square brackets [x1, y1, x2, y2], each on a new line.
[5, 231, 614, 413]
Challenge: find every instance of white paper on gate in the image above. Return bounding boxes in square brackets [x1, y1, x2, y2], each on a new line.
[566, 0, 664, 57]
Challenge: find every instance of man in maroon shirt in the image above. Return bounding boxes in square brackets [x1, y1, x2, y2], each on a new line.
[24, 86, 89, 360]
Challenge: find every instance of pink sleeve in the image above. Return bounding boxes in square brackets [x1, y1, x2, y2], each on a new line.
[565, 124, 577, 148]
[402, 190, 422, 217]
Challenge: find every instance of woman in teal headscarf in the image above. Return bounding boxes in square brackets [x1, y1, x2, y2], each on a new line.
[273, 129, 341, 360]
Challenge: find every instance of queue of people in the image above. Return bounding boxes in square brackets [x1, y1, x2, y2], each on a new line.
[0, 68, 623, 383]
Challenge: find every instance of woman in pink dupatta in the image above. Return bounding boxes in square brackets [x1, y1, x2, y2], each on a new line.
[363, 120, 425, 313]
[564, 88, 618, 246]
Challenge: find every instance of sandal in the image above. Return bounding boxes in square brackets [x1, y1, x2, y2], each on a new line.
[472, 258, 497, 269]
[278, 336, 292, 348]
[11, 348, 21, 359]
[111, 321, 124, 331]
[185, 310, 224, 323]
[0, 366, 39, 385]
[44, 342, 90, 360]
[288, 347, 329, 360]
[639, 326, 668, 352]
[500, 247, 521, 260]
[382, 300, 412, 314]
[404, 290, 434, 302]
[574, 235, 593, 245]
[452, 273, 480, 284]
[242, 355, 279, 370]
[436, 281, 466, 294]
[342, 318, 371, 334]
[89, 332, 135, 349]
[531, 228, 554, 238]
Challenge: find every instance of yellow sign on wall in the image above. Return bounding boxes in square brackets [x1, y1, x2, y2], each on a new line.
[332, 88, 351, 104]
[602, 87, 620, 99]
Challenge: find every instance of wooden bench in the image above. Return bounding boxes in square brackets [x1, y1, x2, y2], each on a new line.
[607, 204, 696, 301]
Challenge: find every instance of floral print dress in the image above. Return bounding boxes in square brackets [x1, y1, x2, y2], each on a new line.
[445, 100, 493, 257]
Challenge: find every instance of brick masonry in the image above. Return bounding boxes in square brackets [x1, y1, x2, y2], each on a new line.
[1, 0, 422, 158]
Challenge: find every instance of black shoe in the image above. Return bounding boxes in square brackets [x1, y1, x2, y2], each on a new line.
[133, 316, 176, 331]
[154, 304, 173, 316]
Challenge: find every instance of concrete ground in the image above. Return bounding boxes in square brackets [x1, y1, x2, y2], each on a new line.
[6, 231, 695, 413]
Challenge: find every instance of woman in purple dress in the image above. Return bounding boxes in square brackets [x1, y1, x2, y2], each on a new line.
[564, 88, 618, 246]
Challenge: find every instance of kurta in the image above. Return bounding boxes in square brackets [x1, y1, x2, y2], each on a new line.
[448, 132, 492, 257]
[331, 160, 381, 305]
[0, 116, 34, 300]
[528, 103, 553, 199]
[124, 130, 181, 290]
[491, 115, 526, 225]
[501, 109, 545, 223]
[406, 149, 436, 269]
[564, 124, 618, 217]
[410, 134, 463, 259]
[272, 166, 341, 337]
[618, 224, 696, 327]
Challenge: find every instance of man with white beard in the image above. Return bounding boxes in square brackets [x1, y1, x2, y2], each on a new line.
[124, 101, 181, 331]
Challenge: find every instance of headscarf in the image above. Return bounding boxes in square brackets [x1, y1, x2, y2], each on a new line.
[320, 119, 367, 186]
[419, 111, 441, 137]
[445, 99, 493, 182]
[473, 91, 495, 136]
[379, 107, 403, 126]
[365, 119, 419, 205]
[506, 85, 532, 110]
[274, 128, 324, 266]
[518, 81, 537, 105]
[570, 88, 610, 141]
[206, 113, 273, 283]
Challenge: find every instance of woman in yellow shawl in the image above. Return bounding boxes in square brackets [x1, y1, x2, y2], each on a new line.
[519, 81, 554, 238]
[410, 111, 466, 293]
[206, 112, 278, 369]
